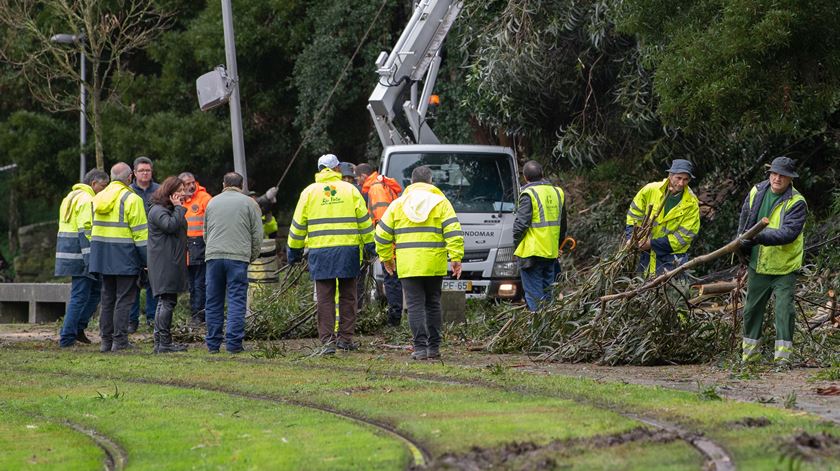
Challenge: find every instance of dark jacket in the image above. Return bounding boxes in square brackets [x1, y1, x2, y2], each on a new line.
[513, 181, 567, 264]
[131, 181, 160, 213]
[147, 203, 189, 295]
[737, 180, 807, 246]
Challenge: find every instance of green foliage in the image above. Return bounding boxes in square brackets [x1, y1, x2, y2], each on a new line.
[696, 383, 722, 401]
[811, 363, 840, 382]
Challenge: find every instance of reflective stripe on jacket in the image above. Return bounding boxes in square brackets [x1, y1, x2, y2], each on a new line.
[374, 182, 464, 277]
[626, 178, 700, 276]
[89, 181, 148, 275]
[184, 183, 212, 238]
[287, 169, 374, 251]
[54, 184, 95, 276]
[362, 171, 402, 223]
[514, 183, 565, 259]
[738, 181, 806, 275]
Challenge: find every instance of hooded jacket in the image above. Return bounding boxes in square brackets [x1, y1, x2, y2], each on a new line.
[362, 171, 402, 224]
[55, 184, 96, 276]
[183, 182, 212, 264]
[375, 182, 464, 277]
[89, 180, 148, 275]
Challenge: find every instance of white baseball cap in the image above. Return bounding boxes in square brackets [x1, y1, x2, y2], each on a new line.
[317, 154, 340, 170]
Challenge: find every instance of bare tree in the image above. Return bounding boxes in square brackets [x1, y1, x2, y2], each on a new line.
[0, 0, 173, 170]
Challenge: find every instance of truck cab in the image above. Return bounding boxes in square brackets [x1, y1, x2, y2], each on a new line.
[374, 144, 522, 299]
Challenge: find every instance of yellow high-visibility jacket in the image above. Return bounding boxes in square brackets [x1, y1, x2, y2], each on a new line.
[375, 182, 464, 277]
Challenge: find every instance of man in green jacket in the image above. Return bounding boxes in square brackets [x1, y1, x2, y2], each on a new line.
[204, 172, 263, 354]
[738, 157, 807, 368]
[375, 166, 464, 360]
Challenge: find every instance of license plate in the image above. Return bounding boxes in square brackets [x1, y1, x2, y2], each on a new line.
[442, 280, 472, 291]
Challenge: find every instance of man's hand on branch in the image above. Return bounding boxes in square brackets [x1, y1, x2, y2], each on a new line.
[637, 238, 651, 252]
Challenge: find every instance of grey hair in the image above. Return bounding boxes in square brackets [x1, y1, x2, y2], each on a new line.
[411, 165, 433, 184]
[110, 162, 132, 184]
[223, 172, 244, 189]
[522, 160, 543, 182]
[83, 169, 109, 186]
[178, 172, 195, 180]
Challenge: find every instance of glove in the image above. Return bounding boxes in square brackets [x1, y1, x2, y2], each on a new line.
[287, 247, 303, 265]
[363, 242, 377, 261]
[264, 186, 278, 203]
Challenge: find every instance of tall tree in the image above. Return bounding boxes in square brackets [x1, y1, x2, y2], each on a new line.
[0, 0, 172, 170]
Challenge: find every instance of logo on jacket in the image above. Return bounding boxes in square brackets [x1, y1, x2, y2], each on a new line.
[191, 204, 199, 212]
[323, 185, 337, 197]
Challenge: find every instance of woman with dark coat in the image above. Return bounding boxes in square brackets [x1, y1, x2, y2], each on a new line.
[147, 176, 189, 353]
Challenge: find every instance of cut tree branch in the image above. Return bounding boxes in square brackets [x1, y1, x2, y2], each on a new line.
[601, 218, 769, 302]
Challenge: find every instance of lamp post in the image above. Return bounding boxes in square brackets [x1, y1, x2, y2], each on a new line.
[220, 0, 248, 190]
[50, 33, 86, 181]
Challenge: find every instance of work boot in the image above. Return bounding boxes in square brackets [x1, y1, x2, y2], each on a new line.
[111, 342, 135, 352]
[127, 320, 139, 334]
[153, 332, 160, 354]
[320, 344, 336, 356]
[189, 310, 205, 326]
[336, 339, 358, 351]
[388, 317, 401, 327]
[426, 348, 441, 360]
[157, 343, 188, 353]
[75, 331, 92, 344]
[411, 349, 428, 361]
[99, 342, 112, 353]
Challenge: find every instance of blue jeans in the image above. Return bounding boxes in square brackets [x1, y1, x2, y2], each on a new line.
[59, 276, 101, 347]
[205, 259, 248, 352]
[382, 264, 403, 323]
[520, 258, 558, 312]
[130, 280, 158, 324]
[188, 263, 206, 315]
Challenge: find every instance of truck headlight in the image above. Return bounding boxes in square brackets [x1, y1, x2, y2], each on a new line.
[492, 261, 519, 277]
[492, 247, 519, 277]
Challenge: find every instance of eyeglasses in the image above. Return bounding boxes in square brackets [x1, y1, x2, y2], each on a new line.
[134, 169, 152, 173]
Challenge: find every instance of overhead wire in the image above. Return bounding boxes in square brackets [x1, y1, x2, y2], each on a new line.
[274, 0, 391, 189]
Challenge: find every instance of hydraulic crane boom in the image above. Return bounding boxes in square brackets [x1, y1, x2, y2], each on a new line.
[368, 0, 462, 148]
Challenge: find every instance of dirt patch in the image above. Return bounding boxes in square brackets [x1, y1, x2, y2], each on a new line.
[780, 431, 840, 463]
[731, 417, 772, 428]
[419, 427, 679, 470]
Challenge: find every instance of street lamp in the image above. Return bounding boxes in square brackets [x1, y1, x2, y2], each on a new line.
[50, 33, 86, 182]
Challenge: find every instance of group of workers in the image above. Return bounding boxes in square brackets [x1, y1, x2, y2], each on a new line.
[56, 157, 267, 353]
[55, 150, 807, 366]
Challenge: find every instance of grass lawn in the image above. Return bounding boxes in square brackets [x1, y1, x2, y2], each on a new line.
[1, 343, 838, 470]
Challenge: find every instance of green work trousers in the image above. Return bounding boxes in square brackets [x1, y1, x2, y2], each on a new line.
[741, 268, 796, 363]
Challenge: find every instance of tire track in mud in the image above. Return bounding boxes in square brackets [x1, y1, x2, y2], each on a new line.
[10, 368, 429, 469]
[243, 358, 736, 470]
[64, 421, 128, 471]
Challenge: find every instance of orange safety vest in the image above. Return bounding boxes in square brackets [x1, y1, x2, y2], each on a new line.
[362, 171, 402, 224]
[184, 183, 212, 238]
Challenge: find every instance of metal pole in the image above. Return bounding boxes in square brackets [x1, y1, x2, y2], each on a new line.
[79, 49, 87, 179]
[220, 0, 248, 190]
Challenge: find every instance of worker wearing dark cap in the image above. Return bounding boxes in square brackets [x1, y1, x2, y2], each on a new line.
[737, 156, 807, 369]
[625, 159, 701, 276]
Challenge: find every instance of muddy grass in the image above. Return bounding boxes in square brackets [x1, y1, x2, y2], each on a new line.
[781, 431, 840, 463]
[3, 324, 838, 424]
[422, 427, 680, 470]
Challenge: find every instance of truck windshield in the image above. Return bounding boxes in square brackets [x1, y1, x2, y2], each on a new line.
[386, 152, 516, 213]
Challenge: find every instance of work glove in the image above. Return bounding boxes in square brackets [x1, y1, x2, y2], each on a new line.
[738, 238, 755, 260]
[287, 247, 303, 266]
[363, 242, 377, 261]
[264, 186, 278, 203]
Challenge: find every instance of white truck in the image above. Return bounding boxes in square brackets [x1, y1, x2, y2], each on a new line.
[368, 0, 521, 299]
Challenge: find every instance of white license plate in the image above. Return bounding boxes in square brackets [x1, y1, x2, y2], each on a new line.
[442, 280, 472, 291]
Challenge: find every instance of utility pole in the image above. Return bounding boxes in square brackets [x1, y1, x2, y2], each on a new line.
[220, 0, 248, 190]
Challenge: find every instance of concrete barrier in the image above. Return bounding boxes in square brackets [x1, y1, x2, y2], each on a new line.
[0, 283, 70, 323]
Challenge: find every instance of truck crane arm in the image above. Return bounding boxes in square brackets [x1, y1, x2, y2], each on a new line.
[368, 0, 462, 148]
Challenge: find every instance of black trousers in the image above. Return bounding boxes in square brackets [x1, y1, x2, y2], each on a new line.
[99, 275, 139, 347]
[154, 293, 178, 346]
[402, 276, 443, 351]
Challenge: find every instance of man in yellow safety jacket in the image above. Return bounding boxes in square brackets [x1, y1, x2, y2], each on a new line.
[625, 159, 700, 276]
[89, 162, 149, 352]
[513, 160, 567, 312]
[737, 156, 807, 369]
[287, 154, 374, 355]
[375, 165, 464, 360]
[55, 169, 110, 347]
